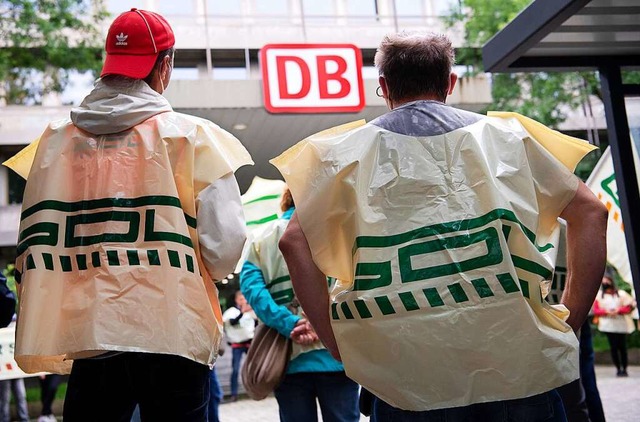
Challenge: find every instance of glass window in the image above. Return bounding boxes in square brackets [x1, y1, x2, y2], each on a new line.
[394, 0, 423, 16]
[302, 0, 333, 16]
[108, 0, 146, 16]
[213, 67, 248, 80]
[347, 0, 376, 16]
[207, 0, 242, 15]
[171, 68, 200, 80]
[433, 0, 459, 16]
[156, 1, 194, 15]
[254, 0, 288, 15]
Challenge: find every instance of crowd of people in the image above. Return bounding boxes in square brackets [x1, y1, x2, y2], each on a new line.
[2, 6, 636, 422]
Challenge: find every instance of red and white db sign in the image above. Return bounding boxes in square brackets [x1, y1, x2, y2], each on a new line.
[260, 44, 365, 114]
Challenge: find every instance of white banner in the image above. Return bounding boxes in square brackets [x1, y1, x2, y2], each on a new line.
[241, 177, 286, 231]
[234, 177, 286, 273]
[0, 324, 44, 380]
[586, 144, 640, 314]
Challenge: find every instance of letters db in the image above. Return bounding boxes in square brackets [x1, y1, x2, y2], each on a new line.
[260, 44, 365, 113]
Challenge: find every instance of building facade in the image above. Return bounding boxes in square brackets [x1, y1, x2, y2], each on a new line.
[0, 0, 491, 249]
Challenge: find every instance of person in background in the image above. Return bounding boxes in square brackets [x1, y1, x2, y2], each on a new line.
[241, 188, 360, 422]
[0, 272, 28, 422]
[0, 378, 28, 422]
[594, 269, 636, 377]
[222, 291, 256, 402]
[37, 375, 63, 422]
[0, 274, 15, 328]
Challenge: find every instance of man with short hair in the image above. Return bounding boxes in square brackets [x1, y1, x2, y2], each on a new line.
[9, 9, 252, 421]
[274, 32, 607, 420]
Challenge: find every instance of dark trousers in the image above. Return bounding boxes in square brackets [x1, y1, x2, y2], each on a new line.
[370, 390, 567, 422]
[579, 321, 606, 422]
[39, 374, 62, 416]
[605, 332, 628, 371]
[557, 379, 589, 422]
[63, 352, 210, 422]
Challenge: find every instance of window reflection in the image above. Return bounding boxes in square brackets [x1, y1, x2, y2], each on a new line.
[255, 0, 288, 15]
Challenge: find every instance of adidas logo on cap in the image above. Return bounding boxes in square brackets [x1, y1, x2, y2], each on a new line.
[115, 32, 128, 46]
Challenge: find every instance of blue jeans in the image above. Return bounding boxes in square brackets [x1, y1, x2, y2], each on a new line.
[208, 368, 222, 422]
[274, 371, 360, 422]
[230, 345, 249, 397]
[370, 389, 567, 422]
[0, 378, 29, 422]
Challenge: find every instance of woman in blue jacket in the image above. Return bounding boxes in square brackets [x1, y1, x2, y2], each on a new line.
[240, 188, 359, 422]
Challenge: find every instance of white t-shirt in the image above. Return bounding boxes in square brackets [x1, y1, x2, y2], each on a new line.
[222, 307, 256, 344]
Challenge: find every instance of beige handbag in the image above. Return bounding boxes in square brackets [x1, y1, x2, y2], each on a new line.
[241, 322, 292, 400]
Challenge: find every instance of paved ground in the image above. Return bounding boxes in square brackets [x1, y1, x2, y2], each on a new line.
[593, 365, 640, 421]
[14, 364, 638, 421]
[218, 366, 640, 422]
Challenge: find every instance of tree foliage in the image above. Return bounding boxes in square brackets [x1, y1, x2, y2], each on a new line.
[0, 0, 108, 104]
[446, 0, 602, 128]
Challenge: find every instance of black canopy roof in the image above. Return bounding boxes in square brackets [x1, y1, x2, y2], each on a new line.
[482, 0, 640, 296]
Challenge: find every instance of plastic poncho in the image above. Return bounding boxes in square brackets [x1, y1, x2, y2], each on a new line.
[5, 78, 253, 374]
[242, 209, 331, 365]
[271, 100, 597, 411]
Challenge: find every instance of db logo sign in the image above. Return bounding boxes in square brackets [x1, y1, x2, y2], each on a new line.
[260, 44, 365, 113]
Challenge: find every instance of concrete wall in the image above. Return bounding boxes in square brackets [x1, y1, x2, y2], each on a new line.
[164, 75, 491, 110]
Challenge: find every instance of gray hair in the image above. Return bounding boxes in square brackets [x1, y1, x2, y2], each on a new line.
[374, 32, 455, 102]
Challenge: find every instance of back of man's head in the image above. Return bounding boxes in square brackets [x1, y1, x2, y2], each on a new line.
[374, 32, 454, 103]
[101, 8, 175, 81]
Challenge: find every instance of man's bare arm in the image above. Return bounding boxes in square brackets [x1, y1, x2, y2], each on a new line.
[560, 181, 608, 331]
[279, 214, 341, 360]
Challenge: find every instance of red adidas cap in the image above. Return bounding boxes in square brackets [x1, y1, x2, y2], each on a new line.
[101, 8, 175, 79]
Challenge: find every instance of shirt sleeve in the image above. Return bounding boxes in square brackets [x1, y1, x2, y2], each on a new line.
[222, 307, 240, 323]
[240, 260, 299, 337]
[196, 172, 247, 280]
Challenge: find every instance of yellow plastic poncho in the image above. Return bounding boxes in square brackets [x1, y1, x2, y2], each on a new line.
[6, 106, 252, 374]
[272, 107, 596, 411]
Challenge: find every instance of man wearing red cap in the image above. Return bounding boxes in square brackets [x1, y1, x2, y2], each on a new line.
[9, 9, 253, 421]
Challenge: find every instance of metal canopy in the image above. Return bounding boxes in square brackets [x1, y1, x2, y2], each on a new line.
[482, 0, 640, 299]
[483, 0, 640, 72]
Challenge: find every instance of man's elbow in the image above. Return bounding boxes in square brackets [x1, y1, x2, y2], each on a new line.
[279, 227, 297, 258]
[563, 183, 608, 230]
[279, 220, 306, 260]
[585, 196, 609, 231]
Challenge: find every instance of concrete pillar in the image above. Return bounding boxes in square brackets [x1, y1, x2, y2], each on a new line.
[0, 166, 8, 207]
